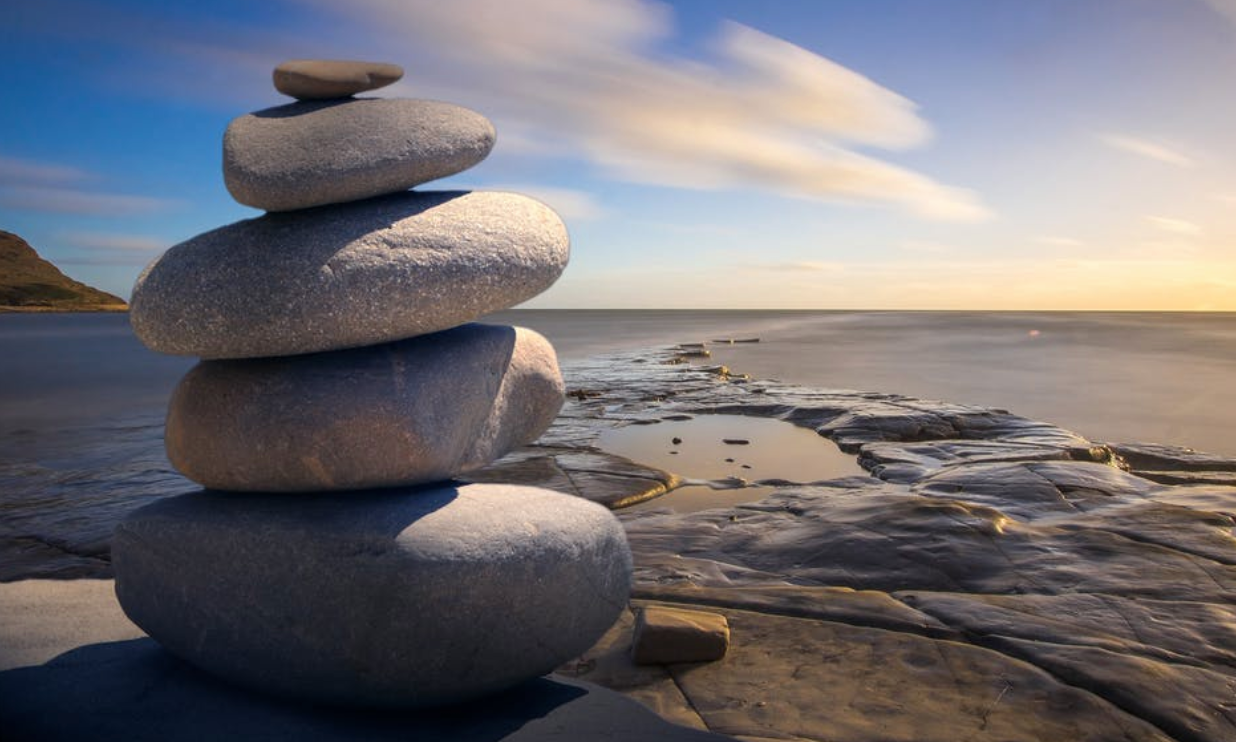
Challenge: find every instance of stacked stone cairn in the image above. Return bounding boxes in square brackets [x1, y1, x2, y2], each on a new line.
[114, 60, 633, 708]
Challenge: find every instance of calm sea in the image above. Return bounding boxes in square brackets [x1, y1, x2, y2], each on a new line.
[2, 310, 1234, 579]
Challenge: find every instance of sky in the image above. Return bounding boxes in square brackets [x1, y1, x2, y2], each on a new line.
[1, 0, 1234, 309]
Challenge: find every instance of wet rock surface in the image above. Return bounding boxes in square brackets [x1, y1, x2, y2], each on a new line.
[0, 580, 727, 742]
[522, 346, 1236, 742]
[631, 605, 729, 665]
[6, 342, 1235, 738]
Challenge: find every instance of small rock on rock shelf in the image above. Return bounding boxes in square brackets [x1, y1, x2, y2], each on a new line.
[723, 439, 750, 445]
[631, 605, 730, 665]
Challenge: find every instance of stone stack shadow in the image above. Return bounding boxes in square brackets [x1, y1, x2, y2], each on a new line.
[117, 59, 632, 708]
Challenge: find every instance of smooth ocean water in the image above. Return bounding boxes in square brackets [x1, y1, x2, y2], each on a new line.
[1, 310, 1234, 579]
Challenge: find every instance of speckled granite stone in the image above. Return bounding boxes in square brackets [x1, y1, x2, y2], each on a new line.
[129, 190, 569, 359]
[165, 324, 564, 492]
[111, 483, 633, 708]
[223, 98, 494, 211]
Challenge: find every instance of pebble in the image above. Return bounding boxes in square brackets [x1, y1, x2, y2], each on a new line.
[273, 59, 403, 99]
[631, 606, 730, 665]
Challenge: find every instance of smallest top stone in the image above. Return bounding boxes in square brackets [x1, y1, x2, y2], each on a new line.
[273, 59, 403, 100]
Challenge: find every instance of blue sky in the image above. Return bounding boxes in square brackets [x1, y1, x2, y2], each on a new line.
[2, 0, 1234, 308]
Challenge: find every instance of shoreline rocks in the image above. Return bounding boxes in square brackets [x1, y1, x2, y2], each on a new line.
[114, 58, 631, 709]
[166, 324, 564, 492]
[114, 484, 631, 707]
[5, 335, 1234, 737]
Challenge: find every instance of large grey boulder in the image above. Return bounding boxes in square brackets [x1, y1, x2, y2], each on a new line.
[224, 98, 494, 211]
[130, 191, 569, 359]
[111, 483, 633, 708]
[165, 324, 564, 492]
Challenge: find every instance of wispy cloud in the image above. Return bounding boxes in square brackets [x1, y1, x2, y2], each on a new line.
[465, 184, 608, 221]
[164, 0, 989, 222]
[1099, 133, 1194, 167]
[0, 153, 180, 216]
[899, 240, 955, 254]
[0, 185, 177, 216]
[0, 155, 92, 185]
[634, 220, 750, 239]
[738, 260, 846, 273]
[53, 232, 168, 268]
[1145, 215, 1203, 237]
[61, 231, 167, 252]
[1136, 240, 1203, 259]
[1037, 236, 1085, 248]
[1200, 0, 1236, 27]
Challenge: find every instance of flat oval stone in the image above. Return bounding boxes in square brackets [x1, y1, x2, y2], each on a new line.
[273, 59, 403, 100]
[130, 191, 568, 359]
[112, 484, 633, 707]
[224, 98, 495, 211]
[166, 324, 564, 492]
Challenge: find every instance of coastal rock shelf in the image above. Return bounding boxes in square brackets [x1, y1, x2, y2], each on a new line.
[3, 341, 1236, 739]
[532, 349, 1236, 742]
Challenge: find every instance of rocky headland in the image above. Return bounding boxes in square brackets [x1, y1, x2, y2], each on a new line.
[0, 231, 127, 312]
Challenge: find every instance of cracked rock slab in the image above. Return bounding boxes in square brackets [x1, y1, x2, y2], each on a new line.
[570, 602, 1171, 742]
[112, 483, 633, 708]
[624, 483, 1236, 602]
[0, 583, 729, 742]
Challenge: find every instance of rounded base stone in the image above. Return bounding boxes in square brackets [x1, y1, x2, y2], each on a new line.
[112, 483, 633, 708]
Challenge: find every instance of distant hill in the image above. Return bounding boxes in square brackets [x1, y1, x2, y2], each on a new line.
[0, 230, 127, 312]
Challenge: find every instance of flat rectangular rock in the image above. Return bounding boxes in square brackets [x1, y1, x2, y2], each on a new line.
[632, 605, 730, 665]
